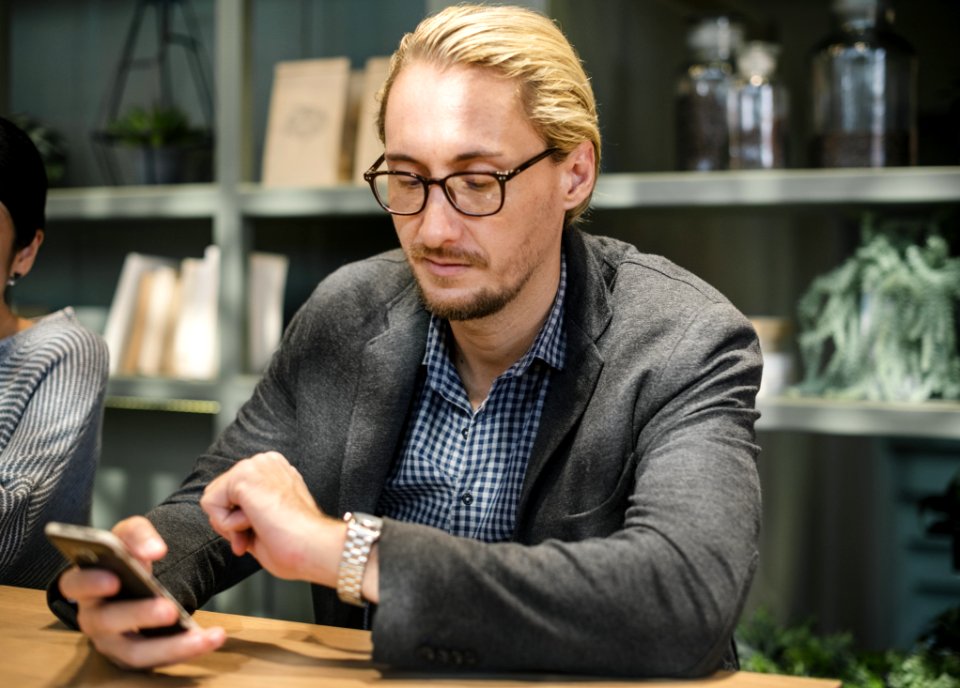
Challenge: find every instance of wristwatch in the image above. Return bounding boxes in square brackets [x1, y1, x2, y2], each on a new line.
[336, 512, 383, 606]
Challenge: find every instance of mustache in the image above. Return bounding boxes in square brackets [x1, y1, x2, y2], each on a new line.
[407, 244, 488, 268]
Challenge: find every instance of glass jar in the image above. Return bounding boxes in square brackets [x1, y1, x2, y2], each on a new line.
[810, 0, 918, 167]
[728, 41, 790, 169]
[727, 41, 790, 170]
[675, 14, 745, 171]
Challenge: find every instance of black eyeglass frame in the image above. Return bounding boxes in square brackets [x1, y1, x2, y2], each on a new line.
[362, 148, 559, 217]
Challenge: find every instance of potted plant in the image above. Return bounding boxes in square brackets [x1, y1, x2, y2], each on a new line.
[106, 105, 211, 184]
[791, 214, 960, 403]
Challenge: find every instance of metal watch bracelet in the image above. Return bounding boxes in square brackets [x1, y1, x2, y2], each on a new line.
[336, 512, 383, 606]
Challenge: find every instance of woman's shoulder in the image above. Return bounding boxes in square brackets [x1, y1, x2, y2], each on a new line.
[18, 308, 109, 369]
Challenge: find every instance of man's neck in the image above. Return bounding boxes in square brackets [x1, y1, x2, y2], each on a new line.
[448, 264, 560, 411]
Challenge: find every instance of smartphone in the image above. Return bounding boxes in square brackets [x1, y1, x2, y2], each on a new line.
[44, 521, 199, 636]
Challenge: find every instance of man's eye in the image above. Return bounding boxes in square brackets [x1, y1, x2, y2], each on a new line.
[459, 175, 497, 192]
[393, 176, 422, 190]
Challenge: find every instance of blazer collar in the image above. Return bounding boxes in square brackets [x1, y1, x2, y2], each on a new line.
[338, 278, 428, 513]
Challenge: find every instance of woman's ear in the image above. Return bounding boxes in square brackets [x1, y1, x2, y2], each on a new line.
[11, 229, 44, 278]
[560, 141, 596, 212]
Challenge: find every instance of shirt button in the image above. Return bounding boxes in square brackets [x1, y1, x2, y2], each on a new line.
[461, 492, 474, 506]
[461, 427, 469, 439]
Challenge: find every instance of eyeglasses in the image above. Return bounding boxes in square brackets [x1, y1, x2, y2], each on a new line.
[363, 148, 558, 217]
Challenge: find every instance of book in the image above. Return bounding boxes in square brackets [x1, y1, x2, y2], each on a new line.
[262, 57, 352, 187]
[132, 264, 180, 377]
[352, 56, 391, 185]
[103, 252, 177, 376]
[248, 252, 289, 374]
[167, 246, 220, 380]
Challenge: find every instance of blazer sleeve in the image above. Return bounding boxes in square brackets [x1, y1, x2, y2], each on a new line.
[143, 297, 315, 613]
[371, 300, 762, 678]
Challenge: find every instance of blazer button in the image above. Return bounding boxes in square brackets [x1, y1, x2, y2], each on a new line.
[450, 649, 464, 666]
[436, 648, 450, 665]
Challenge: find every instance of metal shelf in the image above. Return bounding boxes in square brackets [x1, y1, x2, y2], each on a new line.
[46, 167, 960, 222]
[239, 183, 380, 217]
[47, 184, 219, 220]
[593, 167, 960, 208]
[105, 377, 223, 414]
[756, 396, 960, 440]
[102, 376, 960, 440]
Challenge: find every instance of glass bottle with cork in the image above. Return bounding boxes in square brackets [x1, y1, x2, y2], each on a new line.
[810, 0, 917, 167]
[728, 41, 790, 169]
[675, 14, 745, 171]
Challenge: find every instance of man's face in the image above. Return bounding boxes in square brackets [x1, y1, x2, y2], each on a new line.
[382, 61, 568, 322]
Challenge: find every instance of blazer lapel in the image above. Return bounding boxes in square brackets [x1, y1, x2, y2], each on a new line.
[518, 229, 612, 517]
[338, 285, 429, 513]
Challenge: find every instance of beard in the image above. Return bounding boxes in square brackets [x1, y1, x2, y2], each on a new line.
[407, 244, 535, 321]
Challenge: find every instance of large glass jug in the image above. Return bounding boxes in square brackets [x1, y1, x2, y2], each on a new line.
[810, 0, 917, 167]
[675, 14, 744, 171]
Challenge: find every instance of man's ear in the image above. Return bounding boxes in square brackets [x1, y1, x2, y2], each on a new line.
[11, 230, 44, 277]
[560, 141, 596, 212]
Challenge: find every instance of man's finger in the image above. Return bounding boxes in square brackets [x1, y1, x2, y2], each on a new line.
[77, 597, 180, 637]
[93, 627, 227, 670]
[60, 567, 121, 603]
[113, 516, 167, 563]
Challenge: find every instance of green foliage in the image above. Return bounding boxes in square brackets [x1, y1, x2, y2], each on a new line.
[737, 608, 960, 688]
[106, 105, 206, 148]
[792, 214, 960, 402]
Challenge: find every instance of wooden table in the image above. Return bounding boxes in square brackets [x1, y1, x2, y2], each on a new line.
[0, 585, 839, 687]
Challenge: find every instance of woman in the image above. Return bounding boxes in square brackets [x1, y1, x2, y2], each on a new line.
[0, 115, 108, 587]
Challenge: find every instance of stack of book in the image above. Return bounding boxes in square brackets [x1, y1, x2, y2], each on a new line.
[104, 248, 288, 379]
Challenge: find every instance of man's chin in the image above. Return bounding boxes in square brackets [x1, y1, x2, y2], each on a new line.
[418, 286, 510, 322]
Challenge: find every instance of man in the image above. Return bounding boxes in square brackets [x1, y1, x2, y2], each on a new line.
[54, 4, 762, 678]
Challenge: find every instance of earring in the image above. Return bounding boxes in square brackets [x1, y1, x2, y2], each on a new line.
[5, 272, 21, 288]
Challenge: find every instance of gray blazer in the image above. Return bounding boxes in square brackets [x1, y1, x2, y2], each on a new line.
[61, 229, 762, 677]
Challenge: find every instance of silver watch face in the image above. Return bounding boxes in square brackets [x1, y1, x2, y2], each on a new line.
[353, 513, 383, 530]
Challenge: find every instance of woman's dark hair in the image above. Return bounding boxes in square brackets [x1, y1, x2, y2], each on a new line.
[0, 115, 48, 249]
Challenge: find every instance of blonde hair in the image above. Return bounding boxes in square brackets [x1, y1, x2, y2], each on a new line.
[376, 4, 601, 226]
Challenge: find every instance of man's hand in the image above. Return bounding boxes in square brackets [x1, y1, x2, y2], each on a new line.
[58, 516, 226, 670]
[200, 452, 344, 586]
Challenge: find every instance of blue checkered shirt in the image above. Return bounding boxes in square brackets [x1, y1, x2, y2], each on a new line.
[377, 256, 567, 542]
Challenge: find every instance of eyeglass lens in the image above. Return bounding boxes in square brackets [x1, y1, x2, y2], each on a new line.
[373, 172, 502, 215]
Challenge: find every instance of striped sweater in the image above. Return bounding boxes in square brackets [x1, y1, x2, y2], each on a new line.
[0, 308, 108, 588]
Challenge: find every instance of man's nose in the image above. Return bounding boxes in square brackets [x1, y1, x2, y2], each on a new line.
[417, 184, 462, 246]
